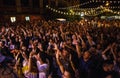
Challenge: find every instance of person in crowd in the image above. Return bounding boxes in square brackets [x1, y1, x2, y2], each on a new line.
[0, 18, 120, 78]
[35, 52, 49, 78]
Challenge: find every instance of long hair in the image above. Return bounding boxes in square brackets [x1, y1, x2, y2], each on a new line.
[39, 52, 47, 63]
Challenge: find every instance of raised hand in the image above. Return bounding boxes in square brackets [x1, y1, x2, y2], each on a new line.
[111, 42, 116, 48]
[54, 43, 58, 50]
[34, 54, 39, 61]
[55, 51, 59, 59]
[69, 54, 72, 61]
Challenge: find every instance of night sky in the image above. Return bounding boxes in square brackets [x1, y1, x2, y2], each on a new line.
[2, 0, 120, 10]
[79, 0, 120, 11]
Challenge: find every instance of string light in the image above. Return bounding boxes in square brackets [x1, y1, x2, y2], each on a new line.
[105, 1, 109, 7]
[46, 5, 120, 16]
[59, 0, 120, 10]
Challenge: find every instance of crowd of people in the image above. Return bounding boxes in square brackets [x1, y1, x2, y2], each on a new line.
[0, 18, 120, 78]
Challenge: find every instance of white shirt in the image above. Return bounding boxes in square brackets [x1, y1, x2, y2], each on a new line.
[37, 61, 49, 78]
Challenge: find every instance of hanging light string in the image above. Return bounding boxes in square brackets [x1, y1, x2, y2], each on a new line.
[59, 0, 120, 10]
[65, 6, 120, 11]
[59, 1, 92, 9]
[46, 5, 120, 16]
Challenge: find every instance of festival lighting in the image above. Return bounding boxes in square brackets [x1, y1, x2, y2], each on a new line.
[59, 0, 120, 10]
[81, 12, 84, 17]
[105, 1, 109, 7]
[46, 4, 120, 16]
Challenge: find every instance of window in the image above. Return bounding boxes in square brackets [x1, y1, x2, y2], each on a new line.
[25, 16, 30, 21]
[3, 0, 15, 6]
[10, 17, 16, 23]
[21, 0, 29, 7]
[32, 0, 39, 8]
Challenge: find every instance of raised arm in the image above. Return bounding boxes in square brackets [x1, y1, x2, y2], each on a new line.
[56, 51, 64, 74]
[86, 32, 94, 46]
[75, 32, 85, 57]
[54, 44, 64, 74]
[21, 28, 27, 36]
[28, 51, 36, 72]
[101, 45, 111, 60]
[69, 54, 75, 72]
[59, 25, 65, 40]
[110, 43, 117, 61]
[75, 43, 82, 58]
[102, 45, 111, 55]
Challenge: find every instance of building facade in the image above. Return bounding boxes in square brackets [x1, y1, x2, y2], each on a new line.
[0, 0, 80, 22]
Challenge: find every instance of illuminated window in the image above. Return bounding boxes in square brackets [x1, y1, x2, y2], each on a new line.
[25, 16, 30, 21]
[10, 17, 16, 23]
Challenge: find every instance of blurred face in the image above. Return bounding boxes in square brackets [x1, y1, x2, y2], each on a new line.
[21, 46, 26, 51]
[32, 44, 36, 49]
[97, 44, 101, 50]
[34, 39, 38, 44]
[61, 42, 66, 48]
[19, 38, 22, 42]
[1, 27, 5, 32]
[15, 37, 19, 42]
[72, 35, 76, 40]
[38, 43, 42, 49]
[106, 75, 112, 78]
[29, 40, 33, 44]
[0, 42, 3, 47]
[103, 64, 109, 72]
[49, 39, 53, 44]
[89, 47, 96, 53]
[62, 71, 71, 78]
[62, 49, 68, 57]
[83, 51, 91, 60]
[108, 64, 114, 71]
[66, 39, 72, 45]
